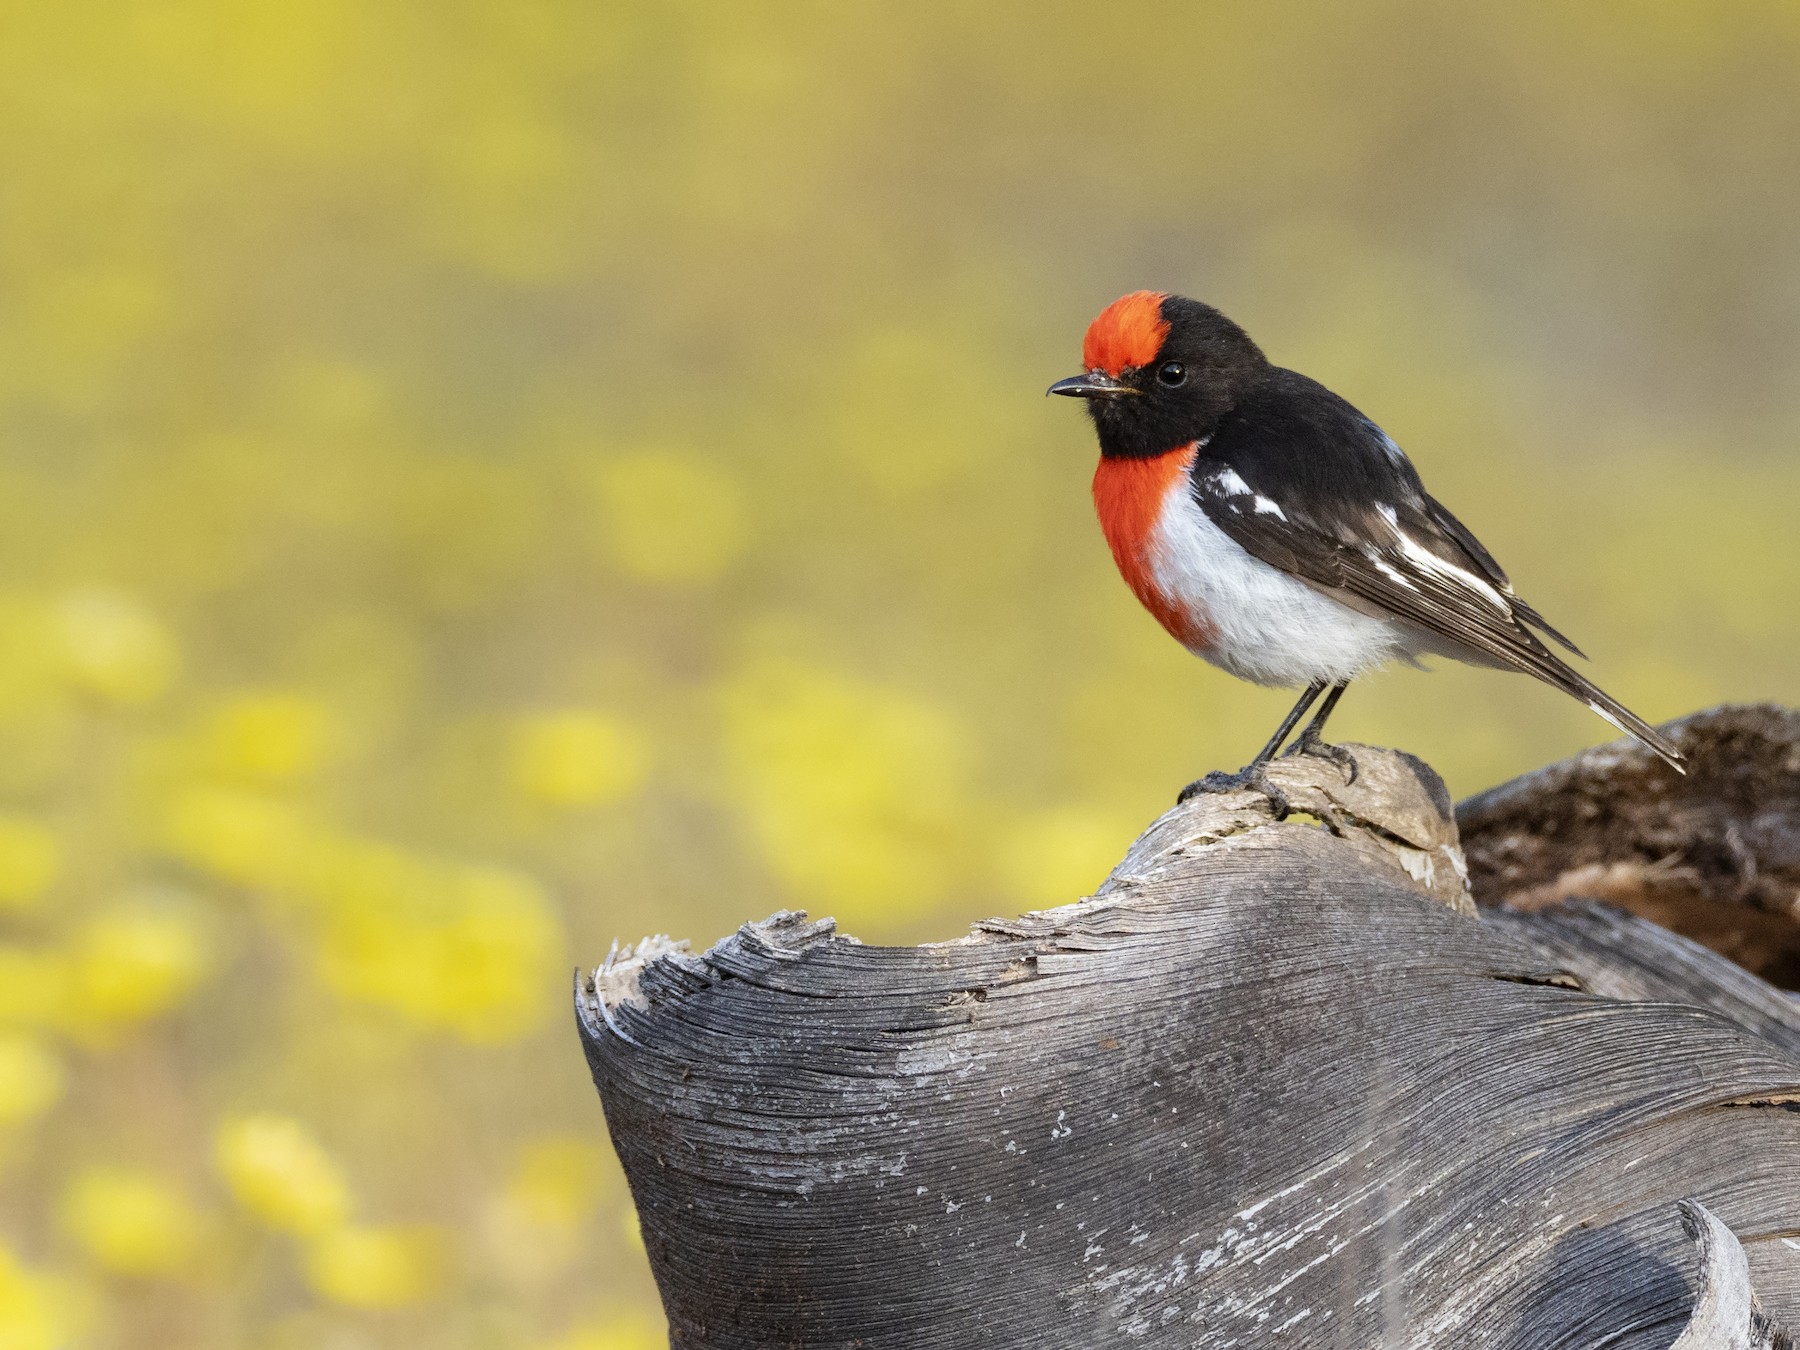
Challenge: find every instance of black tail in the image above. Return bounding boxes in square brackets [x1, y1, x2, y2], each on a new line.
[1536, 657, 1685, 773]
[1511, 596, 1586, 660]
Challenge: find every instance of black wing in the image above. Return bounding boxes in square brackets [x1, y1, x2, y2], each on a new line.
[1192, 369, 1681, 769]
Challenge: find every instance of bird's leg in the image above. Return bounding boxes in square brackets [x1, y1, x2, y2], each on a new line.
[1177, 681, 1327, 819]
[1283, 681, 1357, 783]
[1247, 680, 1330, 766]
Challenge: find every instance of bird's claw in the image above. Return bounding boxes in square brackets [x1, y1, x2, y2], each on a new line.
[1177, 762, 1293, 820]
[1283, 733, 1358, 785]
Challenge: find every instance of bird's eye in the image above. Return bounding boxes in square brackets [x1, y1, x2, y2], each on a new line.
[1157, 361, 1186, 387]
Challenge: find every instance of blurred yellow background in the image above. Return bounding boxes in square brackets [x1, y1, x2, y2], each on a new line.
[2, 1, 1798, 1345]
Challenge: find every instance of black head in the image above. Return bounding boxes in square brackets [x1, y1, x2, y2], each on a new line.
[1049, 292, 1268, 458]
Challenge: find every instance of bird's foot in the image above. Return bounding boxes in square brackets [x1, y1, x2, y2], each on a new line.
[1283, 731, 1358, 784]
[1177, 761, 1292, 820]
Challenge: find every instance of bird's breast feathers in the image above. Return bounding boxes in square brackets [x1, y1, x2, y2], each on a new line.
[1093, 443, 1410, 687]
[1092, 443, 1216, 651]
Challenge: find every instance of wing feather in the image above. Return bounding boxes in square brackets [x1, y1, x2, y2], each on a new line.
[1190, 375, 1681, 768]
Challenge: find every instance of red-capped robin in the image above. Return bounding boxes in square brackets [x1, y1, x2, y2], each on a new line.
[1051, 290, 1684, 811]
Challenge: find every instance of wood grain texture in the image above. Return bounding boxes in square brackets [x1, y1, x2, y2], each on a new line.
[581, 738, 1800, 1349]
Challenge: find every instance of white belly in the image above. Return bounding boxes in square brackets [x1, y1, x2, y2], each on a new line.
[1146, 488, 1415, 687]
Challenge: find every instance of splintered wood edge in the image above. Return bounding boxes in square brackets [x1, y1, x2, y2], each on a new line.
[591, 933, 694, 1010]
[579, 744, 1473, 1027]
[1670, 1201, 1794, 1349]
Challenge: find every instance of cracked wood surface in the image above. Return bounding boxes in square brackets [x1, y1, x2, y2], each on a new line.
[581, 733, 1800, 1349]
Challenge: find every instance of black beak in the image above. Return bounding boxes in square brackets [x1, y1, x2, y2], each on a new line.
[1047, 371, 1139, 400]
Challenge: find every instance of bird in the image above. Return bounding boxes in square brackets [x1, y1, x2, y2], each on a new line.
[1049, 289, 1684, 812]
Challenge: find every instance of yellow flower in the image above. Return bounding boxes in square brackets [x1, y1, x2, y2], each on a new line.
[69, 898, 211, 1036]
[484, 1136, 608, 1289]
[58, 1166, 202, 1278]
[302, 1223, 443, 1308]
[0, 1033, 65, 1126]
[215, 1115, 350, 1237]
[0, 818, 59, 912]
[54, 589, 179, 705]
[314, 860, 560, 1043]
[162, 786, 307, 890]
[593, 450, 746, 584]
[510, 710, 648, 808]
[506, 1136, 607, 1231]
[0, 1241, 83, 1350]
[432, 868, 562, 1043]
[206, 693, 333, 784]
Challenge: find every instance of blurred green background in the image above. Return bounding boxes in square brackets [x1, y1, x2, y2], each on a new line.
[2, 1, 1798, 1345]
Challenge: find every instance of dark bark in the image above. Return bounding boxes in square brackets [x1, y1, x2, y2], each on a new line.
[581, 720, 1800, 1349]
[1460, 705, 1800, 988]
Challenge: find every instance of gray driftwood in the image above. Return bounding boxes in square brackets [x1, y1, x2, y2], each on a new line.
[580, 720, 1800, 1349]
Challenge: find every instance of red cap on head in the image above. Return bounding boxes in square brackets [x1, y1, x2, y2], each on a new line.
[1082, 291, 1170, 378]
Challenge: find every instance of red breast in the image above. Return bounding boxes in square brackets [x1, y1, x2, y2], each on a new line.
[1092, 443, 1217, 650]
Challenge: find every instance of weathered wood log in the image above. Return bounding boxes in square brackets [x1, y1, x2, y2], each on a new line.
[1460, 705, 1800, 988]
[580, 720, 1800, 1349]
